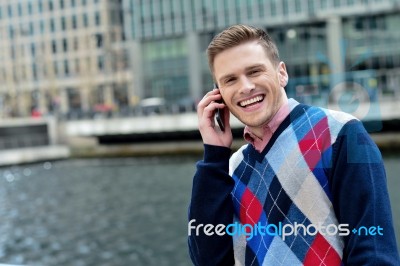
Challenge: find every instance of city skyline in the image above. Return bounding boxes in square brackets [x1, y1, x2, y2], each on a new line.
[0, 0, 399, 118]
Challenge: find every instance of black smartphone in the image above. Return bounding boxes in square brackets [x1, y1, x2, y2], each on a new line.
[214, 83, 225, 132]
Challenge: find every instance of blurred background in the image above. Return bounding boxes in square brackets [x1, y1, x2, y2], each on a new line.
[0, 0, 399, 265]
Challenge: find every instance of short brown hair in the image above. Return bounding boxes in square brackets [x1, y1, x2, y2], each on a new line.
[207, 24, 280, 76]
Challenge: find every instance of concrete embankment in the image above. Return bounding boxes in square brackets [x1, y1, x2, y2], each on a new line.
[67, 132, 400, 158]
[66, 137, 245, 158]
[0, 133, 398, 167]
[0, 146, 70, 166]
[370, 133, 400, 152]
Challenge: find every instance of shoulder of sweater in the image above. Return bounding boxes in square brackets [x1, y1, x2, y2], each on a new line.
[297, 104, 362, 143]
[322, 107, 359, 125]
[297, 103, 358, 125]
[321, 108, 363, 143]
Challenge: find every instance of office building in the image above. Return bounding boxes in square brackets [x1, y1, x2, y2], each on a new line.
[0, 0, 131, 118]
[123, 0, 400, 107]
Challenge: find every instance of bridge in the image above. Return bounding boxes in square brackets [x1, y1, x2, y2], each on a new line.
[62, 112, 245, 144]
[63, 100, 400, 143]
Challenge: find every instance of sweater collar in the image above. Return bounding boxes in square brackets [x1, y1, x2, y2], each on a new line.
[244, 98, 298, 152]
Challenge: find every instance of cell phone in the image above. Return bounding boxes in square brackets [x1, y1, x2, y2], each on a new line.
[214, 83, 225, 132]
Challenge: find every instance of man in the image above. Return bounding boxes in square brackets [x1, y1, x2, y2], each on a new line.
[188, 24, 399, 265]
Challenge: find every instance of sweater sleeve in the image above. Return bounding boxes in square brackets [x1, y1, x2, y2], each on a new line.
[330, 120, 400, 265]
[188, 144, 235, 266]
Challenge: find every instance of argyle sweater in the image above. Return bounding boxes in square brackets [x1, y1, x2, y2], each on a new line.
[188, 102, 399, 265]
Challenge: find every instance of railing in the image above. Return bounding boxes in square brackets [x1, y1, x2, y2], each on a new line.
[56, 101, 197, 121]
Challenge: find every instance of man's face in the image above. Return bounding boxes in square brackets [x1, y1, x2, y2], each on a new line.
[214, 41, 288, 128]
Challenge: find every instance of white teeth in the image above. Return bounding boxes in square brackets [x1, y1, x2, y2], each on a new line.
[240, 96, 264, 107]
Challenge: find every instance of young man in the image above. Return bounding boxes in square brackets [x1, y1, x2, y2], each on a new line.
[188, 25, 399, 265]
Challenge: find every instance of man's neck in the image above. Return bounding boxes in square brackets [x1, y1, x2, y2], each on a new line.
[247, 93, 288, 139]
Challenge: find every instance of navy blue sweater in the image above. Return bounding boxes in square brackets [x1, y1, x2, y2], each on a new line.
[188, 104, 399, 265]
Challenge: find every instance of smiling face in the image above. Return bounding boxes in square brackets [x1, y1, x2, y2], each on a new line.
[214, 41, 288, 129]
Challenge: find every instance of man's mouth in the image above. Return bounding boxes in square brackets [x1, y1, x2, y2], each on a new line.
[239, 95, 264, 108]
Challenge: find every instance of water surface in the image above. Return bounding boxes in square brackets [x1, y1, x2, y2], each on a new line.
[0, 153, 398, 265]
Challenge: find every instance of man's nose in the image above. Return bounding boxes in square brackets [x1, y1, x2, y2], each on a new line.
[238, 76, 255, 94]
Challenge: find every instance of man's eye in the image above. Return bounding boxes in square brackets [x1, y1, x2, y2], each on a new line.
[248, 70, 261, 76]
[224, 78, 236, 85]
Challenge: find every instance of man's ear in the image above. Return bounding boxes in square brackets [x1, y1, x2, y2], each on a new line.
[278, 61, 289, 87]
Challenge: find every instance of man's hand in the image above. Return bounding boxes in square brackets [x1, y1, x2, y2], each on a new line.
[197, 89, 233, 148]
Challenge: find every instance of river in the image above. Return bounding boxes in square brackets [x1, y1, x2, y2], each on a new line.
[0, 153, 398, 265]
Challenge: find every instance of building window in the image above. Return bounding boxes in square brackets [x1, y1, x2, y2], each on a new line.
[38, 0, 43, 13]
[50, 18, 55, 32]
[308, 0, 315, 14]
[18, 3, 23, 16]
[295, 0, 302, 13]
[7, 4, 12, 18]
[95, 33, 102, 48]
[73, 37, 79, 50]
[61, 17, 66, 31]
[64, 60, 69, 76]
[72, 15, 77, 29]
[11, 45, 15, 59]
[40, 20, 45, 33]
[8, 26, 13, 38]
[52, 40, 57, 54]
[32, 63, 38, 80]
[53, 61, 58, 76]
[40, 42, 46, 57]
[28, 2, 33, 15]
[83, 14, 89, 27]
[75, 58, 80, 73]
[31, 43, 36, 57]
[283, 0, 290, 15]
[29, 22, 34, 35]
[62, 38, 68, 52]
[67, 88, 81, 110]
[98, 55, 104, 70]
[321, 0, 329, 9]
[270, 0, 277, 16]
[49, 0, 54, 11]
[95, 12, 101, 26]
[142, 38, 190, 101]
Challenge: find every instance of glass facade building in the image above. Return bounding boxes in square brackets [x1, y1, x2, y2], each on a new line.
[123, 0, 400, 107]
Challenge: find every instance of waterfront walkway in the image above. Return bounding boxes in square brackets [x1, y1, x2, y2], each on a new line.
[1, 99, 399, 165]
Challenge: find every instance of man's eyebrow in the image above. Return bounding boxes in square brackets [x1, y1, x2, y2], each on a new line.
[218, 64, 267, 83]
[245, 64, 266, 71]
